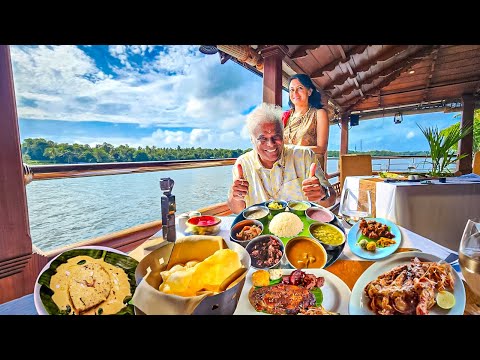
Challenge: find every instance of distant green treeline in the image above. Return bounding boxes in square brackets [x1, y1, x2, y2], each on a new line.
[21, 138, 249, 164]
[21, 138, 429, 164]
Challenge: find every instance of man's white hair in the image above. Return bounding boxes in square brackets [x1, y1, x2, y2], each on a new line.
[246, 102, 284, 137]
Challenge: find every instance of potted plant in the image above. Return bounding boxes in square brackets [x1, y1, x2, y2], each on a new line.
[440, 110, 479, 153]
[418, 123, 473, 177]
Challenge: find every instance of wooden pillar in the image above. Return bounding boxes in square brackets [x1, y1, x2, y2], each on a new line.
[261, 45, 288, 106]
[340, 113, 349, 155]
[457, 94, 475, 174]
[0, 45, 34, 303]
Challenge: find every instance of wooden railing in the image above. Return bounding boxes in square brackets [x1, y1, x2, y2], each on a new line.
[370, 155, 432, 173]
[30, 158, 237, 181]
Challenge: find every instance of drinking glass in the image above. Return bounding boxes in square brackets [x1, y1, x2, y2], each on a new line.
[340, 188, 372, 226]
[459, 218, 480, 297]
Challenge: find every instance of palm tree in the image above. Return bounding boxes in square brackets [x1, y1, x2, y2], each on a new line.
[418, 123, 473, 177]
[440, 109, 480, 153]
[44, 147, 62, 163]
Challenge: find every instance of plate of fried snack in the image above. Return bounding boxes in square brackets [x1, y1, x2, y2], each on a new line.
[132, 235, 250, 315]
[347, 217, 401, 260]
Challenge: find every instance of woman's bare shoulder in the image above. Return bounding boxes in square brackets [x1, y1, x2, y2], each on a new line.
[315, 108, 329, 122]
[315, 107, 328, 116]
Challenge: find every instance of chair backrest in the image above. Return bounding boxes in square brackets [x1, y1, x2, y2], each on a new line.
[339, 154, 373, 191]
[473, 151, 480, 175]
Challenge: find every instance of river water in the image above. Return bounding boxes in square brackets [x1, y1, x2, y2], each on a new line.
[27, 158, 437, 251]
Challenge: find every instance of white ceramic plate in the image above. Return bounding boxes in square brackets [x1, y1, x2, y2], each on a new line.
[34, 246, 128, 315]
[234, 268, 351, 315]
[349, 251, 466, 315]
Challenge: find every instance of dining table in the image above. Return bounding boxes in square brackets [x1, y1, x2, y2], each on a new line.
[340, 174, 480, 251]
[1, 214, 479, 315]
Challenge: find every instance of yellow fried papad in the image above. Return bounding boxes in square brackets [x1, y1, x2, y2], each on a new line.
[159, 249, 242, 297]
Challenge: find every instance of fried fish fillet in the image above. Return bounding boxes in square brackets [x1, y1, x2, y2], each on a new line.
[68, 262, 112, 313]
[248, 283, 316, 315]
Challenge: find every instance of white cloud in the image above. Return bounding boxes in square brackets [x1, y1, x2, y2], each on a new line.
[190, 129, 211, 143]
[10, 45, 275, 151]
[153, 45, 200, 73]
[136, 127, 249, 149]
[406, 131, 416, 139]
[11, 45, 262, 136]
[218, 114, 247, 131]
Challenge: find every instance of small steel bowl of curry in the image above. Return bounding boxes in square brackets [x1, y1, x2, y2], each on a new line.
[287, 200, 311, 216]
[305, 206, 335, 223]
[246, 235, 284, 270]
[285, 236, 327, 269]
[308, 222, 346, 251]
[230, 219, 264, 248]
[242, 205, 270, 226]
[265, 200, 287, 216]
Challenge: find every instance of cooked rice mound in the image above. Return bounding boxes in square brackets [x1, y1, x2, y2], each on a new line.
[269, 212, 303, 237]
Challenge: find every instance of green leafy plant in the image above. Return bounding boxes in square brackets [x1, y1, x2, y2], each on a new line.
[418, 123, 473, 177]
[440, 110, 479, 153]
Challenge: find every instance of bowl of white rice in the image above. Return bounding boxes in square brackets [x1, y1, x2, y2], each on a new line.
[269, 212, 304, 238]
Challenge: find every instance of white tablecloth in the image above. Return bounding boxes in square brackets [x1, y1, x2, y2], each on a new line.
[341, 176, 480, 251]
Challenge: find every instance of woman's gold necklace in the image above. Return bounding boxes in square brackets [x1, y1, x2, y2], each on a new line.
[287, 106, 311, 142]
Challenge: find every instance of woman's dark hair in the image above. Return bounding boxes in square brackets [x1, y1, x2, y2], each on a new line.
[287, 73, 323, 109]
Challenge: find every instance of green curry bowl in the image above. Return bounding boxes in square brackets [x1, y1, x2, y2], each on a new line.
[287, 200, 311, 216]
[308, 222, 346, 251]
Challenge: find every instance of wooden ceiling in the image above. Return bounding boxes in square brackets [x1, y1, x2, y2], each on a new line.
[227, 45, 480, 122]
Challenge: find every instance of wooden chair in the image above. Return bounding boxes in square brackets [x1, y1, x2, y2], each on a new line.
[332, 181, 341, 197]
[339, 154, 373, 191]
[327, 181, 342, 214]
[473, 151, 480, 175]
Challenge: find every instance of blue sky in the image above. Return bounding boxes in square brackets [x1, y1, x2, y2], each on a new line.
[11, 45, 461, 152]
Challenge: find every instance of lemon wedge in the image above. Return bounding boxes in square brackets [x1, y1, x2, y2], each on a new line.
[436, 290, 456, 309]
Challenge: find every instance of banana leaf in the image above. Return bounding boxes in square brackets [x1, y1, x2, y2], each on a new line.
[38, 248, 139, 315]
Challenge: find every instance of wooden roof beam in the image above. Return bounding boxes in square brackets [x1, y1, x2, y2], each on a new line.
[290, 45, 321, 59]
[218, 50, 232, 64]
[355, 45, 409, 73]
[421, 49, 439, 103]
[337, 45, 364, 97]
[342, 76, 480, 112]
[339, 46, 358, 79]
[367, 77, 480, 98]
[335, 46, 436, 102]
[349, 45, 369, 55]
[310, 45, 368, 79]
[342, 68, 413, 112]
[323, 72, 352, 90]
[335, 57, 421, 98]
[323, 45, 416, 91]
